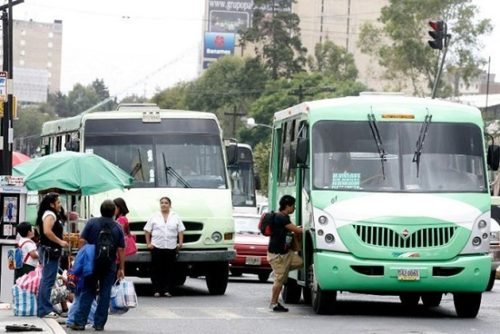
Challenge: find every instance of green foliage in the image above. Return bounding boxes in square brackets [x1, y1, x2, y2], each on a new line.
[119, 95, 150, 104]
[151, 82, 190, 110]
[240, 0, 306, 79]
[308, 39, 358, 81]
[254, 142, 271, 197]
[358, 0, 492, 96]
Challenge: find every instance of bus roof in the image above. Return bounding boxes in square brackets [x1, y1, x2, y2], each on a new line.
[273, 95, 481, 122]
[41, 108, 219, 137]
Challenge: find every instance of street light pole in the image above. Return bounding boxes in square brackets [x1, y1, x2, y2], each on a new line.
[0, 0, 23, 175]
[246, 117, 272, 129]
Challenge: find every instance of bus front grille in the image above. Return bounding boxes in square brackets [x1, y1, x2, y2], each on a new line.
[352, 224, 457, 248]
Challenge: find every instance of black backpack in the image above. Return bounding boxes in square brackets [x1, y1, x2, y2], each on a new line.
[94, 221, 116, 273]
[258, 212, 275, 236]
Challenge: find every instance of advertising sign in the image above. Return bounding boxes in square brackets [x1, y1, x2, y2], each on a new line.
[0, 71, 7, 99]
[207, 0, 291, 33]
[204, 32, 235, 59]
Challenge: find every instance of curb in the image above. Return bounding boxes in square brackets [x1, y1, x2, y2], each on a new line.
[42, 318, 66, 334]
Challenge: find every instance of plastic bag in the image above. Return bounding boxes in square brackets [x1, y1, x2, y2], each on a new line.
[12, 285, 37, 316]
[109, 280, 137, 314]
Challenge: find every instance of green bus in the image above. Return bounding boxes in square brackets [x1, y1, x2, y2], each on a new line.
[41, 104, 235, 295]
[268, 94, 494, 317]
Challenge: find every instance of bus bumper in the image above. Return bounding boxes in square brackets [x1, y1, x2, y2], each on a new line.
[315, 251, 491, 293]
[126, 249, 236, 263]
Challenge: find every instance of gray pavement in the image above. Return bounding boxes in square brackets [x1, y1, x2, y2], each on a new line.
[0, 303, 65, 334]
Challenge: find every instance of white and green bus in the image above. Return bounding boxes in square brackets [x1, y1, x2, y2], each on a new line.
[268, 94, 494, 317]
[41, 104, 235, 295]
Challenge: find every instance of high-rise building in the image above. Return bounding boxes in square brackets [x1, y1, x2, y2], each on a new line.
[201, 0, 388, 90]
[0, 19, 63, 103]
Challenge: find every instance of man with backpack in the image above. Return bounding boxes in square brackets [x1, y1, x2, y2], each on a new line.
[70, 200, 125, 331]
[267, 195, 303, 312]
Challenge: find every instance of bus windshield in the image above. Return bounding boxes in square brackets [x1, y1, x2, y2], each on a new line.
[84, 119, 227, 189]
[312, 120, 487, 193]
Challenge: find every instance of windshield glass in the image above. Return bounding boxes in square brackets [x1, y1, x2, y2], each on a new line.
[312, 120, 487, 193]
[234, 216, 260, 234]
[85, 134, 227, 189]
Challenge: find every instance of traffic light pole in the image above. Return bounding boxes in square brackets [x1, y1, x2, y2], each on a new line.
[0, 0, 23, 175]
[431, 35, 450, 99]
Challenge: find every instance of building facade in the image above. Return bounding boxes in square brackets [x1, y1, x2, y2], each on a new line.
[0, 19, 63, 103]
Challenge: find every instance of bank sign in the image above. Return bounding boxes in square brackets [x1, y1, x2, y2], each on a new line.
[204, 32, 235, 59]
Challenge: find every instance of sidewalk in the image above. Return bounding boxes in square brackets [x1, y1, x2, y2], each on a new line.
[0, 304, 65, 333]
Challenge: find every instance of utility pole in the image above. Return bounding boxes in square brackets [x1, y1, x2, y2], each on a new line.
[224, 106, 245, 138]
[0, 0, 23, 175]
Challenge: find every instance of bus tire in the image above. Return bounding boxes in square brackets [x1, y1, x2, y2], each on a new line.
[206, 262, 229, 295]
[282, 278, 301, 304]
[486, 271, 496, 291]
[399, 293, 420, 306]
[310, 263, 336, 314]
[421, 293, 442, 307]
[453, 292, 481, 318]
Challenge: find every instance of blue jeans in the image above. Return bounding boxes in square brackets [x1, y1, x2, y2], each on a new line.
[37, 250, 60, 317]
[73, 264, 116, 329]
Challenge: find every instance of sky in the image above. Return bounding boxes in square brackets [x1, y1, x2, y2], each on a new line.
[10, 0, 500, 99]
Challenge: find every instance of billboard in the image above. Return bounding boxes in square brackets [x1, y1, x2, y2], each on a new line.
[207, 0, 291, 33]
[204, 32, 235, 59]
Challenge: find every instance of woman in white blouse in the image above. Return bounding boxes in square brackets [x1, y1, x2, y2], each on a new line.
[144, 196, 185, 297]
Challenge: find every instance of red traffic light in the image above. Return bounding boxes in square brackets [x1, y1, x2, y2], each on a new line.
[428, 20, 445, 50]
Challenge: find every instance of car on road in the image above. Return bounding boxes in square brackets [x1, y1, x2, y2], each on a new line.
[230, 213, 271, 282]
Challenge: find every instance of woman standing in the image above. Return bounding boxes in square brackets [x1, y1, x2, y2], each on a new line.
[114, 197, 136, 256]
[37, 193, 68, 319]
[144, 196, 185, 297]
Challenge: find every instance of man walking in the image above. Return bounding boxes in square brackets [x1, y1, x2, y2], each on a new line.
[267, 195, 303, 312]
[70, 200, 125, 331]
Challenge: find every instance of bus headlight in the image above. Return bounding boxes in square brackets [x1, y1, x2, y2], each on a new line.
[482, 233, 489, 240]
[317, 229, 324, 236]
[318, 215, 328, 225]
[472, 237, 482, 247]
[325, 233, 335, 244]
[478, 220, 488, 229]
[211, 232, 223, 242]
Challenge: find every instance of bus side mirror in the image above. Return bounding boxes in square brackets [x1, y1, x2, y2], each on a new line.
[296, 138, 309, 165]
[226, 145, 238, 166]
[488, 145, 500, 171]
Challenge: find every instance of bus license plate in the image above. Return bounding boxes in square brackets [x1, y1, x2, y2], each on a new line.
[245, 256, 261, 266]
[397, 269, 420, 281]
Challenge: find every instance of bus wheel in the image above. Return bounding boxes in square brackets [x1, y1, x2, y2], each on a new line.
[310, 264, 336, 314]
[282, 278, 301, 304]
[302, 286, 312, 305]
[486, 271, 496, 291]
[206, 262, 229, 295]
[453, 293, 481, 318]
[421, 293, 442, 307]
[258, 272, 270, 282]
[399, 293, 420, 306]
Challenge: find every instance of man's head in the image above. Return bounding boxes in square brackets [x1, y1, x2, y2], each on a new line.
[279, 195, 296, 214]
[100, 200, 116, 218]
[17, 222, 33, 238]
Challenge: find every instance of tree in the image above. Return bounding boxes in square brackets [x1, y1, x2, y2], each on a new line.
[308, 39, 358, 81]
[358, 0, 492, 96]
[240, 0, 307, 79]
[151, 83, 189, 110]
[13, 105, 56, 154]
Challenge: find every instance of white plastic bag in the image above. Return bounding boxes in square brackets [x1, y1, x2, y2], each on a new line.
[110, 280, 137, 314]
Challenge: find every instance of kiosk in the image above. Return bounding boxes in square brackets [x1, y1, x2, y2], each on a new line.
[0, 175, 27, 302]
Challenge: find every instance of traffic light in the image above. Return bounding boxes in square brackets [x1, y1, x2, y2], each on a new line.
[428, 20, 445, 50]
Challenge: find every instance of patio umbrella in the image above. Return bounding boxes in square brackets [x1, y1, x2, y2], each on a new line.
[13, 151, 134, 195]
[12, 151, 31, 166]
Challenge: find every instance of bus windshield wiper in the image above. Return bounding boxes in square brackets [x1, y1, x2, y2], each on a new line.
[412, 113, 432, 177]
[162, 153, 191, 188]
[367, 113, 386, 179]
[130, 149, 145, 180]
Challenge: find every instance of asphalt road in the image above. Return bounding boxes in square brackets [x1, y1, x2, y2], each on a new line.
[65, 275, 500, 334]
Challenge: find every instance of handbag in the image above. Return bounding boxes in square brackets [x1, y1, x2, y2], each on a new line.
[125, 234, 137, 257]
[12, 285, 37, 316]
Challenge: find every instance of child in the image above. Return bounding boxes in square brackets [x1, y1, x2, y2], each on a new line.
[15, 222, 39, 280]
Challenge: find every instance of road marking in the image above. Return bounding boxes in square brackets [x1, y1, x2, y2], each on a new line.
[201, 309, 243, 319]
